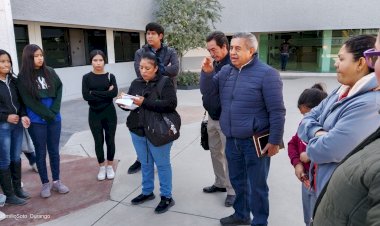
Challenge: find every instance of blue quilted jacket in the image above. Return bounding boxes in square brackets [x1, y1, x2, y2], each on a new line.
[200, 55, 286, 144]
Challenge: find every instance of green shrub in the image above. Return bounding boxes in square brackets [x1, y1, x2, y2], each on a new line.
[177, 71, 200, 86]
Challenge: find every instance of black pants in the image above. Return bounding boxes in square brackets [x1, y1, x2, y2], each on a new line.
[88, 104, 117, 164]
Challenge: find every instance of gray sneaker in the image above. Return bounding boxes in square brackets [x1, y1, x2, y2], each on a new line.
[40, 183, 51, 198]
[52, 180, 69, 194]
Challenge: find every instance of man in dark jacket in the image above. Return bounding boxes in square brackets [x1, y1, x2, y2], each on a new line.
[128, 22, 179, 174]
[134, 22, 179, 88]
[201, 32, 286, 226]
[201, 31, 235, 207]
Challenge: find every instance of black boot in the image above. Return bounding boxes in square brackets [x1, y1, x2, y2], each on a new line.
[0, 168, 27, 205]
[10, 161, 31, 199]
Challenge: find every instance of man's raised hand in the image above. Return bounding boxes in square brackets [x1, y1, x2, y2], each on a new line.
[202, 56, 214, 73]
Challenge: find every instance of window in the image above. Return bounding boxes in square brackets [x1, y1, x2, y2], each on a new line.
[40, 27, 108, 67]
[114, 31, 140, 62]
[14, 24, 29, 68]
[84, 29, 107, 64]
[41, 26, 71, 68]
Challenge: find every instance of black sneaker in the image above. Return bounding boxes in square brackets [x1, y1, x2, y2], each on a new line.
[154, 196, 175, 214]
[131, 193, 155, 205]
[224, 195, 236, 207]
[128, 160, 141, 174]
[220, 214, 251, 226]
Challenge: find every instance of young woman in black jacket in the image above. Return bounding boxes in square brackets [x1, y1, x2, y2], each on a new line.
[0, 49, 30, 205]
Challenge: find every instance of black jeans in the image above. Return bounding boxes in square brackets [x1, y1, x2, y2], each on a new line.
[88, 104, 117, 164]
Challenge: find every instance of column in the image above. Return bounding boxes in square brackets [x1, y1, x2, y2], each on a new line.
[139, 32, 145, 48]
[106, 29, 115, 64]
[27, 23, 43, 47]
[0, 0, 19, 73]
[321, 30, 332, 72]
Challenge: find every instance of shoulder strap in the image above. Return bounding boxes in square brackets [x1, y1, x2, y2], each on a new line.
[155, 76, 169, 99]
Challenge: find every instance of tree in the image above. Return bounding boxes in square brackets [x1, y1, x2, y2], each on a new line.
[155, 0, 223, 72]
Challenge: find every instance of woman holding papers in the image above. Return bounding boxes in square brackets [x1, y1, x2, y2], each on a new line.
[82, 50, 118, 181]
[116, 52, 177, 214]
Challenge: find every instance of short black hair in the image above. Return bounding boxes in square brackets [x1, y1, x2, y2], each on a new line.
[206, 31, 229, 50]
[89, 49, 107, 62]
[145, 22, 164, 36]
[298, 83, 327, 109]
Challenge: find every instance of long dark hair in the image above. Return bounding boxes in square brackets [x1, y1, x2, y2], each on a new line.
[19, 44, 53, 99]
[0, 49, 15, 77]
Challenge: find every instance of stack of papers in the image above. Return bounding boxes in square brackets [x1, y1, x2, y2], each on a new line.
[115, 94, 139, 110]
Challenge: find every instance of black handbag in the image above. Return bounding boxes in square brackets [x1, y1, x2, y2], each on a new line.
[143, 76, 181, 147]
[144, 109, 181, 146]
[200, 111, 209, 150]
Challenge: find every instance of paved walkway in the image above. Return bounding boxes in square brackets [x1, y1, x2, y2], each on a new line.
[39, 75, 339, 226]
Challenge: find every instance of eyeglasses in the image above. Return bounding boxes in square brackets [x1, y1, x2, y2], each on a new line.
[364, 48, 380, 69]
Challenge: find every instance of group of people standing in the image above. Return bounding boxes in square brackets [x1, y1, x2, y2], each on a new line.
[200, 30, 380, 226]
[287, 33, 380, 226]
[1, 20, 380, 226]
[0, 43, 69, 212]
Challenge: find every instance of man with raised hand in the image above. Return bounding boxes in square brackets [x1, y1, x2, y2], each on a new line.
[201, 31, 235, 207]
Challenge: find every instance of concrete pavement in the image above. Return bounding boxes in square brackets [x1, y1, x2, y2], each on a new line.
[40, 75, 340, 226]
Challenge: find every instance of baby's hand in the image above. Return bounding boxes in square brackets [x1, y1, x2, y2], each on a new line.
[300, 152, 310, 163]
[294, 163, 305, 181]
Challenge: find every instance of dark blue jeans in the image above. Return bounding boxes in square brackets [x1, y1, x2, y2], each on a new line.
[225, 137, 270, 226]
[28, 120, 61, 184]
[280, 53, 289, 71]
[0, 122, 23, 169]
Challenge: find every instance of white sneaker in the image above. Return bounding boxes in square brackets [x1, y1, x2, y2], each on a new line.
[97, 166, 106, 181]
[0, 211, 5, 221]
[106, 166, 115, 179]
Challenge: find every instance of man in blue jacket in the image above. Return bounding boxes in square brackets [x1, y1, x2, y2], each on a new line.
[201, 31, 235, 207]
[201, 32, 286, 226]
